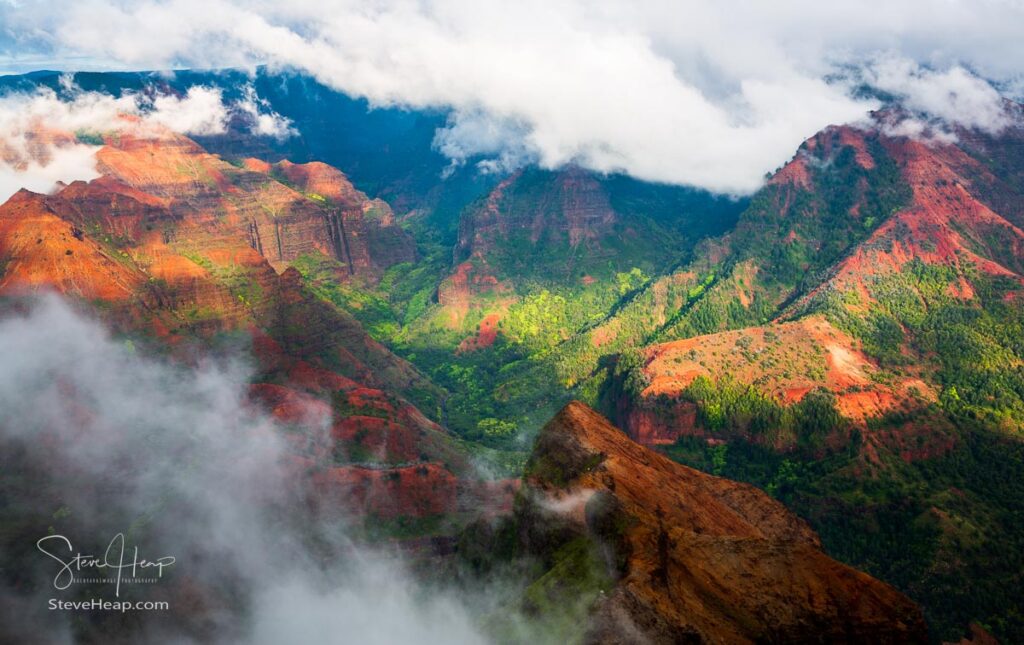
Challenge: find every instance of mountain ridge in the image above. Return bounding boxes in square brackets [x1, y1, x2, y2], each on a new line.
[507, 401, 928, 643]
[2, 68, 1023, 641]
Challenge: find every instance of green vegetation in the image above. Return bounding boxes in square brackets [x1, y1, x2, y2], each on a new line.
[662, 417, 1024, 642]
[292, 253, 405, 339]
[178, 248, 265, 309]
[649, 374, 845, 450]
[654, 257, 1024, 642]
[285, 141, 912, 455]
[517, 537, 614, 643]
[290, 172, 742, 449]
[657, 137, 911, 341]
[74, 129, 105, 146]
[814, 260, 1024, 428]
[284, 136, 1023, 642]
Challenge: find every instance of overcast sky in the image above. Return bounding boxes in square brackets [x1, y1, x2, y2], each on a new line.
[1, 0, 1023, 194]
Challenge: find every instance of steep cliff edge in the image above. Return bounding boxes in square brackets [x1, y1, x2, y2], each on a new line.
[91, 129, 412, 281]
[517, 401, 927, 644]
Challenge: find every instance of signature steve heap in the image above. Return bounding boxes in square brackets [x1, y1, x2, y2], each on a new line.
[36, 533, 176, 597]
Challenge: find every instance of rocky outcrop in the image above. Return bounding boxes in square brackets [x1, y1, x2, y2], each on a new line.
[269, 160, 417, 278]
[0, 129, 443, 408]
[519, 401, 928, 644]
[51, 176, 176, 241]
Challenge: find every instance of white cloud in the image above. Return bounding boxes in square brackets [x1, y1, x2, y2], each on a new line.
[235, 85, 296, 140]
[148, 85, 230, 135]
[0, 79, 293, 202]
[433, 110, 535, 176]
[0, 85, 127, 201]
[251, 572, 484, 645]
[0, 144, 100, 202]
[1, 1, 1023, 193]
[862, 56, 1012, 138]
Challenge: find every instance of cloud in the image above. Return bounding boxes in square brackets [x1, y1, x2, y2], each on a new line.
[0, 295, 487, 643]
[0, 84, 126, 201]
[0, 78, 293, 202]
[1, 1, 1022, 193]
[530, 488, 596, 516]
[235, 85, 296, 140]
[433, 110, 536, 176]
[0, 144, 100, 203]
[147, 85, 231, 135]
[250, 571, 484, 645]
[860, 56, 1012, 140]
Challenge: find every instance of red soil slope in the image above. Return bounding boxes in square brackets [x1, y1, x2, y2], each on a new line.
[526, 402, 927, 643]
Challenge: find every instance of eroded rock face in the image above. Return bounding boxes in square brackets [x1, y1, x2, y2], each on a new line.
[522, 401, 928, 644]
[614, 122, 1024, 463]
[90, 130, 413, 281]
[271, 160, 417, 278]
[0, 139, 471, 533]
[0, 190, 145, 300]
[442, 167, 620, 303]
[456, 167, 617, 257]
[789, 127, 1024, 313]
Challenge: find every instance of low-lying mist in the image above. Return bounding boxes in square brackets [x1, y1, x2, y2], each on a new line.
[0, 296, 495, 644]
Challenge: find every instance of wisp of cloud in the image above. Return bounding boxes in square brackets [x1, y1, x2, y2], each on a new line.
[0, 78, 293, 202]
[0, 295, 486, 644]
